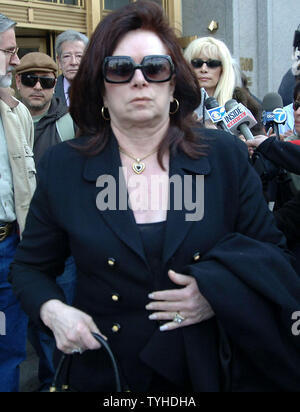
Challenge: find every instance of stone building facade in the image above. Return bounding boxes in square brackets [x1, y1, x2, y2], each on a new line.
[1, 0, 299, 99]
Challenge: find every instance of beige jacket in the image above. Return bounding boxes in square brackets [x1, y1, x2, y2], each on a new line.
[0, 88, 36, 235]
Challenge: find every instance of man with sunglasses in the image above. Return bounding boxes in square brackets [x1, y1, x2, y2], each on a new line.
[15, 52, 76, 164]
[15, 52, 77, 391]
[0, 14, 36, 392]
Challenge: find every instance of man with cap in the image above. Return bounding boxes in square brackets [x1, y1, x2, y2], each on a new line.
[15, 52, 76, 164]
[0, 14, 35, 392]
[15, 52, 77, 390]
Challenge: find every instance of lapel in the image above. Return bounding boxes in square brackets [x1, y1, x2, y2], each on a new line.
[83, 132, 212, 266]
[54, 75, 67, 105]
[83, 133, 148, 265]
[162, 147, 211, 264]
[0, 88, 18, 109]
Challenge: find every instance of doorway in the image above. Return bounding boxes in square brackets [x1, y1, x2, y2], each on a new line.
[16, 28, 49, 59]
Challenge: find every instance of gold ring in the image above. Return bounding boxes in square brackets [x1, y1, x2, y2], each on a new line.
[173, 312, 185, 324]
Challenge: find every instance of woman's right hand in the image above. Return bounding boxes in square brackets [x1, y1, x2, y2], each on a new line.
[40, 300, 106, 354]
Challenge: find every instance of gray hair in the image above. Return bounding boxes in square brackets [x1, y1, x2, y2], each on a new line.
[0, 13, 16, 35]
[55, 30, 89, 58]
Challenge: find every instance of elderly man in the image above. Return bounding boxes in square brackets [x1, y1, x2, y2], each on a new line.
[54, 30, 88, 107]
[0, 14, 35, 392]
[15, 51, 77, 391]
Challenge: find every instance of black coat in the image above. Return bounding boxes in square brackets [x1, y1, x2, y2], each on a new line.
[33, 97, 69, 164]
[278, 69, 296, 107]
[258, 137, 300, 245]
[10, 129, 300, 392]
[54, 75, 68, 108]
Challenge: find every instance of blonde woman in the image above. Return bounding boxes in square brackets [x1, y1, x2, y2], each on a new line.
[184, 37, 237, 106]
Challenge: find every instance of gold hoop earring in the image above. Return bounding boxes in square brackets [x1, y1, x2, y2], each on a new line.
[170, 98, 179, 115]
[101, 106, 110, 121]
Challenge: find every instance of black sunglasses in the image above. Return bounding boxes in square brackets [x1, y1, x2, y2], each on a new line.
[20, 74, 56, 89]
[191, 58, 222, 69]
[293, 100, 300, 111]
[103, 55, 175, 84]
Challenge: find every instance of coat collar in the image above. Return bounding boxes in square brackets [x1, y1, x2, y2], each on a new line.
[0, 88, 19, 110]
[83, 132, 211, 181]
[83, 131, 211, 265]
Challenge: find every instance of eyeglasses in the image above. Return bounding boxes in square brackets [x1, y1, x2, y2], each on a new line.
[293, 100, 300, 111]
[20, 74, 56, 89]
[61, 54, 83, 62]
[0, 47, 19, 57]
[103, 55, 175, 84]
[191, 58, 222, 69]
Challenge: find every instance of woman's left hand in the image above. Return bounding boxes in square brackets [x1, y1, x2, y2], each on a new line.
[146, 270, 215, 331]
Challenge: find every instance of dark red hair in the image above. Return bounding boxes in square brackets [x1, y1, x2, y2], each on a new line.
[69, 0, 204, 162]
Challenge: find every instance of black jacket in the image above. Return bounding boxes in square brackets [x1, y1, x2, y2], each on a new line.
[33, 97, 69, 164]
[258, 137, 300, 245]
[10, 129, 300, 392]
[54, 75, 68, 108]
[278, 69, 296, 107]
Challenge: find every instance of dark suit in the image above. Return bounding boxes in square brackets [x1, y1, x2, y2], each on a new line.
[278, 68, 296, 107]
[10, 129, 300, 392]
[54, 75, 68, 107]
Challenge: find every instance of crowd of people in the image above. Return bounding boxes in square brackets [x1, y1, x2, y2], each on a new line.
[0, 0, 300, 393]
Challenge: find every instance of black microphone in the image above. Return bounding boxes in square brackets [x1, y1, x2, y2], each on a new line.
[293, 24, 300, 49]
[224, 99, 257, 141]
[262, 92, 286, 139]
[204, 97, 229, 131]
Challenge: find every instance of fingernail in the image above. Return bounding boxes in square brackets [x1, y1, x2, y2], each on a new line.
[149, 314, 157, 320]
[160, 324, 169, 332]
[148, 293, 154, 299]
[146, 304, 153, 310]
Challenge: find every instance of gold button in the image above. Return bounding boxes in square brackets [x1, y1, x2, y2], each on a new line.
[112, 294, 120, 302]
[112, 323, 121, 333]
[193, 252, 201, 262]
[108, 258, 116, 267]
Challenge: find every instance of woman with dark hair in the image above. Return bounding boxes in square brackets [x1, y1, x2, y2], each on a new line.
[10, 1, 300, 392]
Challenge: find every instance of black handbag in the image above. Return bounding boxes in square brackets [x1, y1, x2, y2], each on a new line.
[49, 333, 122, 392]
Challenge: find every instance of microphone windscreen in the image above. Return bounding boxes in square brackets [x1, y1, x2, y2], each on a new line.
[204, 97, 220, 110]
[293, 29, 300, 48]
[262, 92, 283, 111]
[225, 99, 237, 112]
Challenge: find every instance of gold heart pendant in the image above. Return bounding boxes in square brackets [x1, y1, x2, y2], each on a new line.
[132, 162, 145, 174]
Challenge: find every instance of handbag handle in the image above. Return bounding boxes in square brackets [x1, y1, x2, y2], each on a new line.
[50, 332, 122, 392]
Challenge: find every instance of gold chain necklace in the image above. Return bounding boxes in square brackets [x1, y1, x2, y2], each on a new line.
[119, 146, 157, 174]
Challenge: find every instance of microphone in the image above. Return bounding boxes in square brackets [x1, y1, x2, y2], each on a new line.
[204, 97, 229, 132]
[223, 99, 257, 141]
[194, 88, 210, 123]
[262, 92, 287, 139]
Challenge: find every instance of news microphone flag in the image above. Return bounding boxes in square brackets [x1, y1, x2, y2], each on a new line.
[224, 100, 257, 141]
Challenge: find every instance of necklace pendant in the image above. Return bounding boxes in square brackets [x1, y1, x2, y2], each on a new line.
[132, 161, 145, 174]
